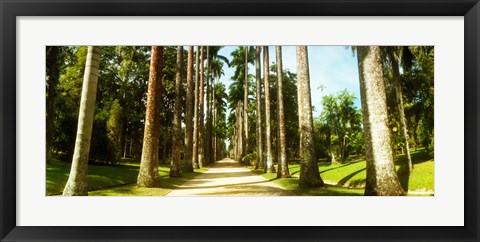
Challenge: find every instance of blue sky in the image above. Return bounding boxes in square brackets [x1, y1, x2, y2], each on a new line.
[216, 46, 361, 118]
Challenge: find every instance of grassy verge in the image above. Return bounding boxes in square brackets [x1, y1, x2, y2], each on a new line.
[252, 170, 364, 196]
[46, 159, 207, 196]
[252, 149, 433, 196]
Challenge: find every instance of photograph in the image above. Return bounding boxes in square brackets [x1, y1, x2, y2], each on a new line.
[46, 45, 434, 197]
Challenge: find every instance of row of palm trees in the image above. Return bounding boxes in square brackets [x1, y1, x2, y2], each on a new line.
[229, 45, 407, 194]
[137, 46, 229, 187]
[62, 45, 407, 196]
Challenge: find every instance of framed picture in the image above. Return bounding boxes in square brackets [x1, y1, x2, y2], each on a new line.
[1, 0, 478, 241]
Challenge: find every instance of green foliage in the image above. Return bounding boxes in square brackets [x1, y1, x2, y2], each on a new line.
[50, 46, 151, 162]
[227, 46, 255, 152]
[317, 90, 363, 162]
[107, 99, 123, 162]
[268, 65, 300, 160]
[213, 82, 228, 140]
[382, 46, 434, 155]
[242, 152, 256, 166]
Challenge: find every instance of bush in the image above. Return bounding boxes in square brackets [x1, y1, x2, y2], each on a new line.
[242, 152, 256, 166]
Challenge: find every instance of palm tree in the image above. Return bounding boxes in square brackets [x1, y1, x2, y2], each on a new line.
[276, 46, 290, 178]
[184, 46, 194, 172]
[209, 57, 226, 161]
[357, 46, 404, 196]
[198, 46, 206, 167]
[296, 46, 323, 188]
[205, 47, 212, 165]
[137, 46, 164, 187]
[244, 46, 249, 155]
[192, 46, 201, 169]
[254, 46, 264, 170]
[228, 77, 245, 161]
[170, 46, 184, 178]
[229, 46, 254, 163]
[213, 82, 228, 160]
[62, 46, 101, 196]
[263, 46, 275, 173]
[385, 47, 413, 172]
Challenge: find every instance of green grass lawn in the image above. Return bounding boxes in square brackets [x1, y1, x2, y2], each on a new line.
[253, 149, 433, 196]
[46, 159, 206, 196]
[253, 170, 364, 196]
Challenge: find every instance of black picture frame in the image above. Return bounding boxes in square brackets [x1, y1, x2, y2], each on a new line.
[1, 0, 478, 241]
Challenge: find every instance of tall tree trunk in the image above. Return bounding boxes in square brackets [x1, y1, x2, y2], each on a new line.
[184, 46, 195, 172]
[205, 47, 212, 165]
[391, 53, 413, 172]
[192, 46, 200, 169]
[276, 46, 290, 178]
[357, 46, 405, 196]
[263, 46, 275, 173]
[62, 46, 101, 196]
[122, 124, 128, 158]
[297, 46, 323, 188]
[170, 46, 184, 178]
[46, 46, 60, 160]
[244, 46, 249, 158]
[235, 101, 244, 162]
[198, 46, 205, 167]
[137, 46, 164, 187]
[254, 46, 264, 170]
[212, 82, 217, 162]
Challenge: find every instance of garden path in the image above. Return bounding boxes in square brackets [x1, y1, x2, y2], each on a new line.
[166, 158, 293, 196]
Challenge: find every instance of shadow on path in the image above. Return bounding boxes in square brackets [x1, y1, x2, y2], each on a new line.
[166, 158, 294, 196]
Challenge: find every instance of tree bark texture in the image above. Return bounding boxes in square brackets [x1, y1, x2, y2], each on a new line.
[357, 46, 405, 196]
[170, 46, 184, 178]
[254, 46, 264, 170]
[184, 46, 195, 172]
[263, 46, 275, 173]
[205, 47, 213, 165]
[137, 46, 164, 187]
[198, 46, 205, 167]
[62, 46, 101, 196]
[234, 101, 244, 162]
[192, 46, 201, 169]
[296, 46, 323, 188]
[243, 46, 249, 158]
[276, 46, 290, 178]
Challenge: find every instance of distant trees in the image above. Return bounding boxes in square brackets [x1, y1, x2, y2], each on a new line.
[319, 90, 362, 163]
[228, 46, 254, 163]
[46, 46, 62, 160]
[63, 46, 101, 196]
[399, 47, 434, 154]
[382, 47, 413, 171]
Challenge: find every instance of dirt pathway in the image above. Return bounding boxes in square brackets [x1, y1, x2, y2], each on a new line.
[166, 158, 294, 196]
